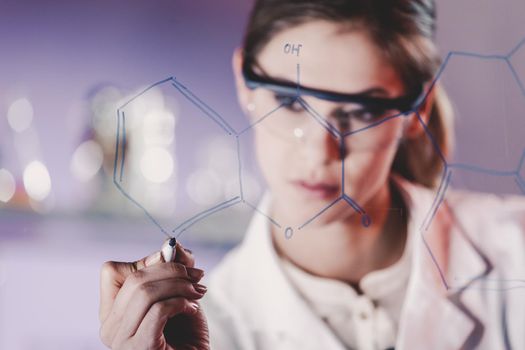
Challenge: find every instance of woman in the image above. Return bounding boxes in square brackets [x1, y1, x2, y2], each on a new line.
[99, 0, 525, 349]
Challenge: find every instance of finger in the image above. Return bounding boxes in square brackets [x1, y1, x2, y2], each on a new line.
[112, 278, 206, 346]
[100, 260, 139, 323]
[104, 262, 204, 340]
[99, 251, 163, 323]
[135, 298, 200, 345]
[101, 263, 203, 345]
[112, 262, 204, 318]
[174, 242, 196, 268]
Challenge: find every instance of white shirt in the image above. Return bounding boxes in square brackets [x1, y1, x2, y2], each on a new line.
[202, 177, 525, 349]
[279, 219, 412, 350]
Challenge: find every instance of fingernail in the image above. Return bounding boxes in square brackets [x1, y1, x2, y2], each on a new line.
[175, 243, 192, 255]
[145, 252, 161, 266]
[194, 283, 207, 294]
[189, 301, 199, 311]
[187, 267, 204, 280]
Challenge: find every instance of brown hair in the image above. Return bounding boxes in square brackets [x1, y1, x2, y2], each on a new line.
[242, 0, 453, 188]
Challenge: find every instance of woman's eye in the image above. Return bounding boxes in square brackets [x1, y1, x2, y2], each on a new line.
[346, 107, 387, 123]
[274, 93, 302, 112]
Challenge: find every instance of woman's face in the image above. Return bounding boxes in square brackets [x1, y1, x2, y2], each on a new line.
[235, 21, 415, 228]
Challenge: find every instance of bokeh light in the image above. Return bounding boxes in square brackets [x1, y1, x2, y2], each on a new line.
[225, 170, 262, 201]
[70, 140, 104, 182]
[23, 161, 52, 201]
[0, 169, 16, 203]
[143, 109, 176, 146]
[293, 127, 304, 138]
[186, 168, 223, 205]
[139, 147, 174, 183]
[7, 98, 34, 133]
[204, 137, 238, 175]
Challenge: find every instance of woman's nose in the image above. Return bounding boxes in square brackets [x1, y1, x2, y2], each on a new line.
[298, 120, 341, 166]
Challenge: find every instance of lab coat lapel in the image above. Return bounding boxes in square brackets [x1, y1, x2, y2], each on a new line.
[240, 200, 347, 350]
[395, 179, 491, 350]
[241, 180, 492, 349]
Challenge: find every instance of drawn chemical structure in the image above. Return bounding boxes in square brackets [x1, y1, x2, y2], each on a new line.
[113, 38, 525, 290]
[416, 37, 525, 291]
[112, 43, 374, 242]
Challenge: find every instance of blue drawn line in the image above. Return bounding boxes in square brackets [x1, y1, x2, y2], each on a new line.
[244, 200, 282, 229]
[448, 163, 517, 177]
[423, 170, 452, 231]
[114, 76, 244, 239]
[454, 276, 525, 284]
[419, 51, 453, 110]
[171, 77, 235, 134]
[419, 37, 525, 112]
[448, 51, 507, 61]
[175, 197, 242, 237]
[237, 103, 285, 136]
[507, 37, 525, 58]
[343, 112, 404, 137]
[119, 77, 174, 110]
[415, 36, 525, 239]
[421, 233, 450, 290]
[420, 168, 449, 232]
[517, 148, 525, 173]
[505, 59, 525, 97]
[416, 111, 447, 164]
[171, 79, 234, 135]
[113, 108, 171, 237]
[173, 196, 242, 236]
[298, 197, 342, 230]
[448, 285, 525, 292]
[113, 181, 171, 237]
[119, 111, 127, 182]
[236, 136, 244, 200]
[515, 177, 525, 195]
[111, 36, 525, 248]
[426, 170, 453, 231]
[517, 175, 525, 188]
[342, 194, 365, 214]
[341, 139, 345, 194]
[417, 49, 511, 112]
[298, 98, 341, 139]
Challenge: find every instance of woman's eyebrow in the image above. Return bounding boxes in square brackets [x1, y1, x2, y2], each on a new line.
[352, 87, 389, 96]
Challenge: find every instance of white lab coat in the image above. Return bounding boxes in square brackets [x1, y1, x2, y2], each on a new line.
[202, 178, 525, 349]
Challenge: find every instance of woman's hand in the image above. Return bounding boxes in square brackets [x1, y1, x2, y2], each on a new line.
[99, 242, 210, 349]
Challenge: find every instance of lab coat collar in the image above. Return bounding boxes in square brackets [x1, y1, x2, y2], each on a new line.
[240, 195, 347, 349]
[393, 176, 491, 349]
[239, 177, 491, 349]
[392, 175, 491, 292]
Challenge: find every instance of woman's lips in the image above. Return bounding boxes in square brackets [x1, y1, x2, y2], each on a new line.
[292, 180, 340, 199]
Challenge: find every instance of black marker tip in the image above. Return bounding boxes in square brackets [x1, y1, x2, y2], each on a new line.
[169, 237, 177, 247]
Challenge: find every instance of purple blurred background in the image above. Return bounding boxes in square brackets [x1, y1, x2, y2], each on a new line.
[0, 0, 524, 348]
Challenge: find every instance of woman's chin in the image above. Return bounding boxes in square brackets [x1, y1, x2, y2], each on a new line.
[272, 192, 357, 229]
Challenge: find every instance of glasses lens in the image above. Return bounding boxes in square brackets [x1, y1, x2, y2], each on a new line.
[342, 108, 405, 152]
[247, 83, 407, 152]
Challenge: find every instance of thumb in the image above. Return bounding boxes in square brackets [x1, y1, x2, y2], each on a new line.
[99, 250, 163, 322]
[99, 237, 177, 322]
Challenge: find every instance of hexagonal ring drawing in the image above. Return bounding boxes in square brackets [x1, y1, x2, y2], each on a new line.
[113, 77, 242, 240]
[414, 36, 525, 291]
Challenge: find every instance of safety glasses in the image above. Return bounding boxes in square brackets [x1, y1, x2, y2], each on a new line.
[242, 58, 423, 114]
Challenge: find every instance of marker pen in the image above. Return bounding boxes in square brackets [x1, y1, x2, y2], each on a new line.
[161, 237, 177, 262]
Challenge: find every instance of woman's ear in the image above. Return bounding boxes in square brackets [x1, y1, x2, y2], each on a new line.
[232, 48, 255, 115]
[404, 82, 435, 139]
